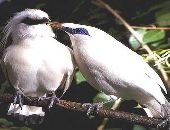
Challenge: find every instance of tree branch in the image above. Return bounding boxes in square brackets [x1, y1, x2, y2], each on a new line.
[0, 93, 168, 129]
[131, 26, 170, 30]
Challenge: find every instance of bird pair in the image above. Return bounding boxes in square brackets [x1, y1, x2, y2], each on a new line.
[1, 9, 170, 127]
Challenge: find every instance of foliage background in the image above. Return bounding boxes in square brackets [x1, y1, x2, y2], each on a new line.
[0, 0, 170, 130]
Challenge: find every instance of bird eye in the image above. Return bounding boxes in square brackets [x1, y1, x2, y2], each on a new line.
[77, 28, 81, 32]
[21, 17, 50, 25]
[75, 28, 90, 36]
[75, 28, 83, 34]
[62, 27, 90, 36]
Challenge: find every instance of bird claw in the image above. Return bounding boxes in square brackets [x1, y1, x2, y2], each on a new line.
[38, 97, 46, 101]
[157, 104, 170, 129]
[82, 103, 103, 116]
[48, 96, 59, 109]
[46, 91, 59, 110]
[157, 117, 170, 129]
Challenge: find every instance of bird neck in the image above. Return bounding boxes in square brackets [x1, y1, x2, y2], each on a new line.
[71, 36, 93, 56]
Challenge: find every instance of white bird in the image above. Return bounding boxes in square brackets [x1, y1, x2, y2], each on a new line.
[0, 9, 75, 124]
[55, 22, 170, 120]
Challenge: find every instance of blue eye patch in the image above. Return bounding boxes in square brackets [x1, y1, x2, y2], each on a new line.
[62, 27, 90, 36]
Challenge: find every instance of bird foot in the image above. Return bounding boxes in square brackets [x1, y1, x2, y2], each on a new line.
[82, 103, 103, 116]
[38, 97, 46, 101]
[157, 117, 170, 129]
[46, 91, 59, 110]
[157, 104, 170, 129]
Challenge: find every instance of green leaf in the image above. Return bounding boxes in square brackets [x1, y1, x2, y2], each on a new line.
[0, 118, 13, 127]
[132, 1, 170, 21]
[133, 125, 147, 130]
[157, 43, 170, 49]
[75, 71, 86, 84]
[155, 7, 170, 26]
[93, 92, 115, 108]
[143, 30, 165, 44]
[129, 29, 166, 50]
[149, 1, 170, 11]
[0, 118, 32, 129]
[129, 29, 146, 50]
[149, 39, 166, 49]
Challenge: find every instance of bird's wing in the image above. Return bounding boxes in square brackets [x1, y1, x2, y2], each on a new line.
[59, 47, 76, 98]
[104, 39, 167, 95]
[124, 49, 167, 94]
[58, 72, 74, 99]
[143, 63, 167, 94]
[63, 67, 76, 95]
[114, 41, 167, 94]
[0, 34, 13, 83]
[1, 54, 9, 82]
[127, 49, 167, 94]
[0, 60, 6, 84]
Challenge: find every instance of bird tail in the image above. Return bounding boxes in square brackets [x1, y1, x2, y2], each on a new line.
[7, 103, 45, 124]
[162, 100, 170, 118]
[144, 98, 170, 118]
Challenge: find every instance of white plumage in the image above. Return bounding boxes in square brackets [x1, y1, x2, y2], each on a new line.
[60, 23, 170, 118]
[0, 9, 75, 122]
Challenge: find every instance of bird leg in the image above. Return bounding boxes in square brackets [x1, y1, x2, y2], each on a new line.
[157, 104, 170, 129]
[46, 91, 59, 109]
[13, 88, 24, 109]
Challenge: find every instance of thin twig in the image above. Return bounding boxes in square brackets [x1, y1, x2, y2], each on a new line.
[97, 98, 122, 130]
[131, 26, 170, 30]
[0, 93, 167, 129]
[93, 0, 169, 88]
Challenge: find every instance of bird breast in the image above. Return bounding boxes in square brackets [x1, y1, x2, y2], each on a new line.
[3, 37, 73, 96]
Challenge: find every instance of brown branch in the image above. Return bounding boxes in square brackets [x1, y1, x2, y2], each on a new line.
[93, 0, 169, 89]
[0, 93, 168, 129]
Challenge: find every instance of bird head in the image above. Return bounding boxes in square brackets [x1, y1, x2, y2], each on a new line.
[1, 9, 54, 47]
[50, 22, 117, 47]
[50, 22, 92, 44]
[50, 22, 111, 46]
